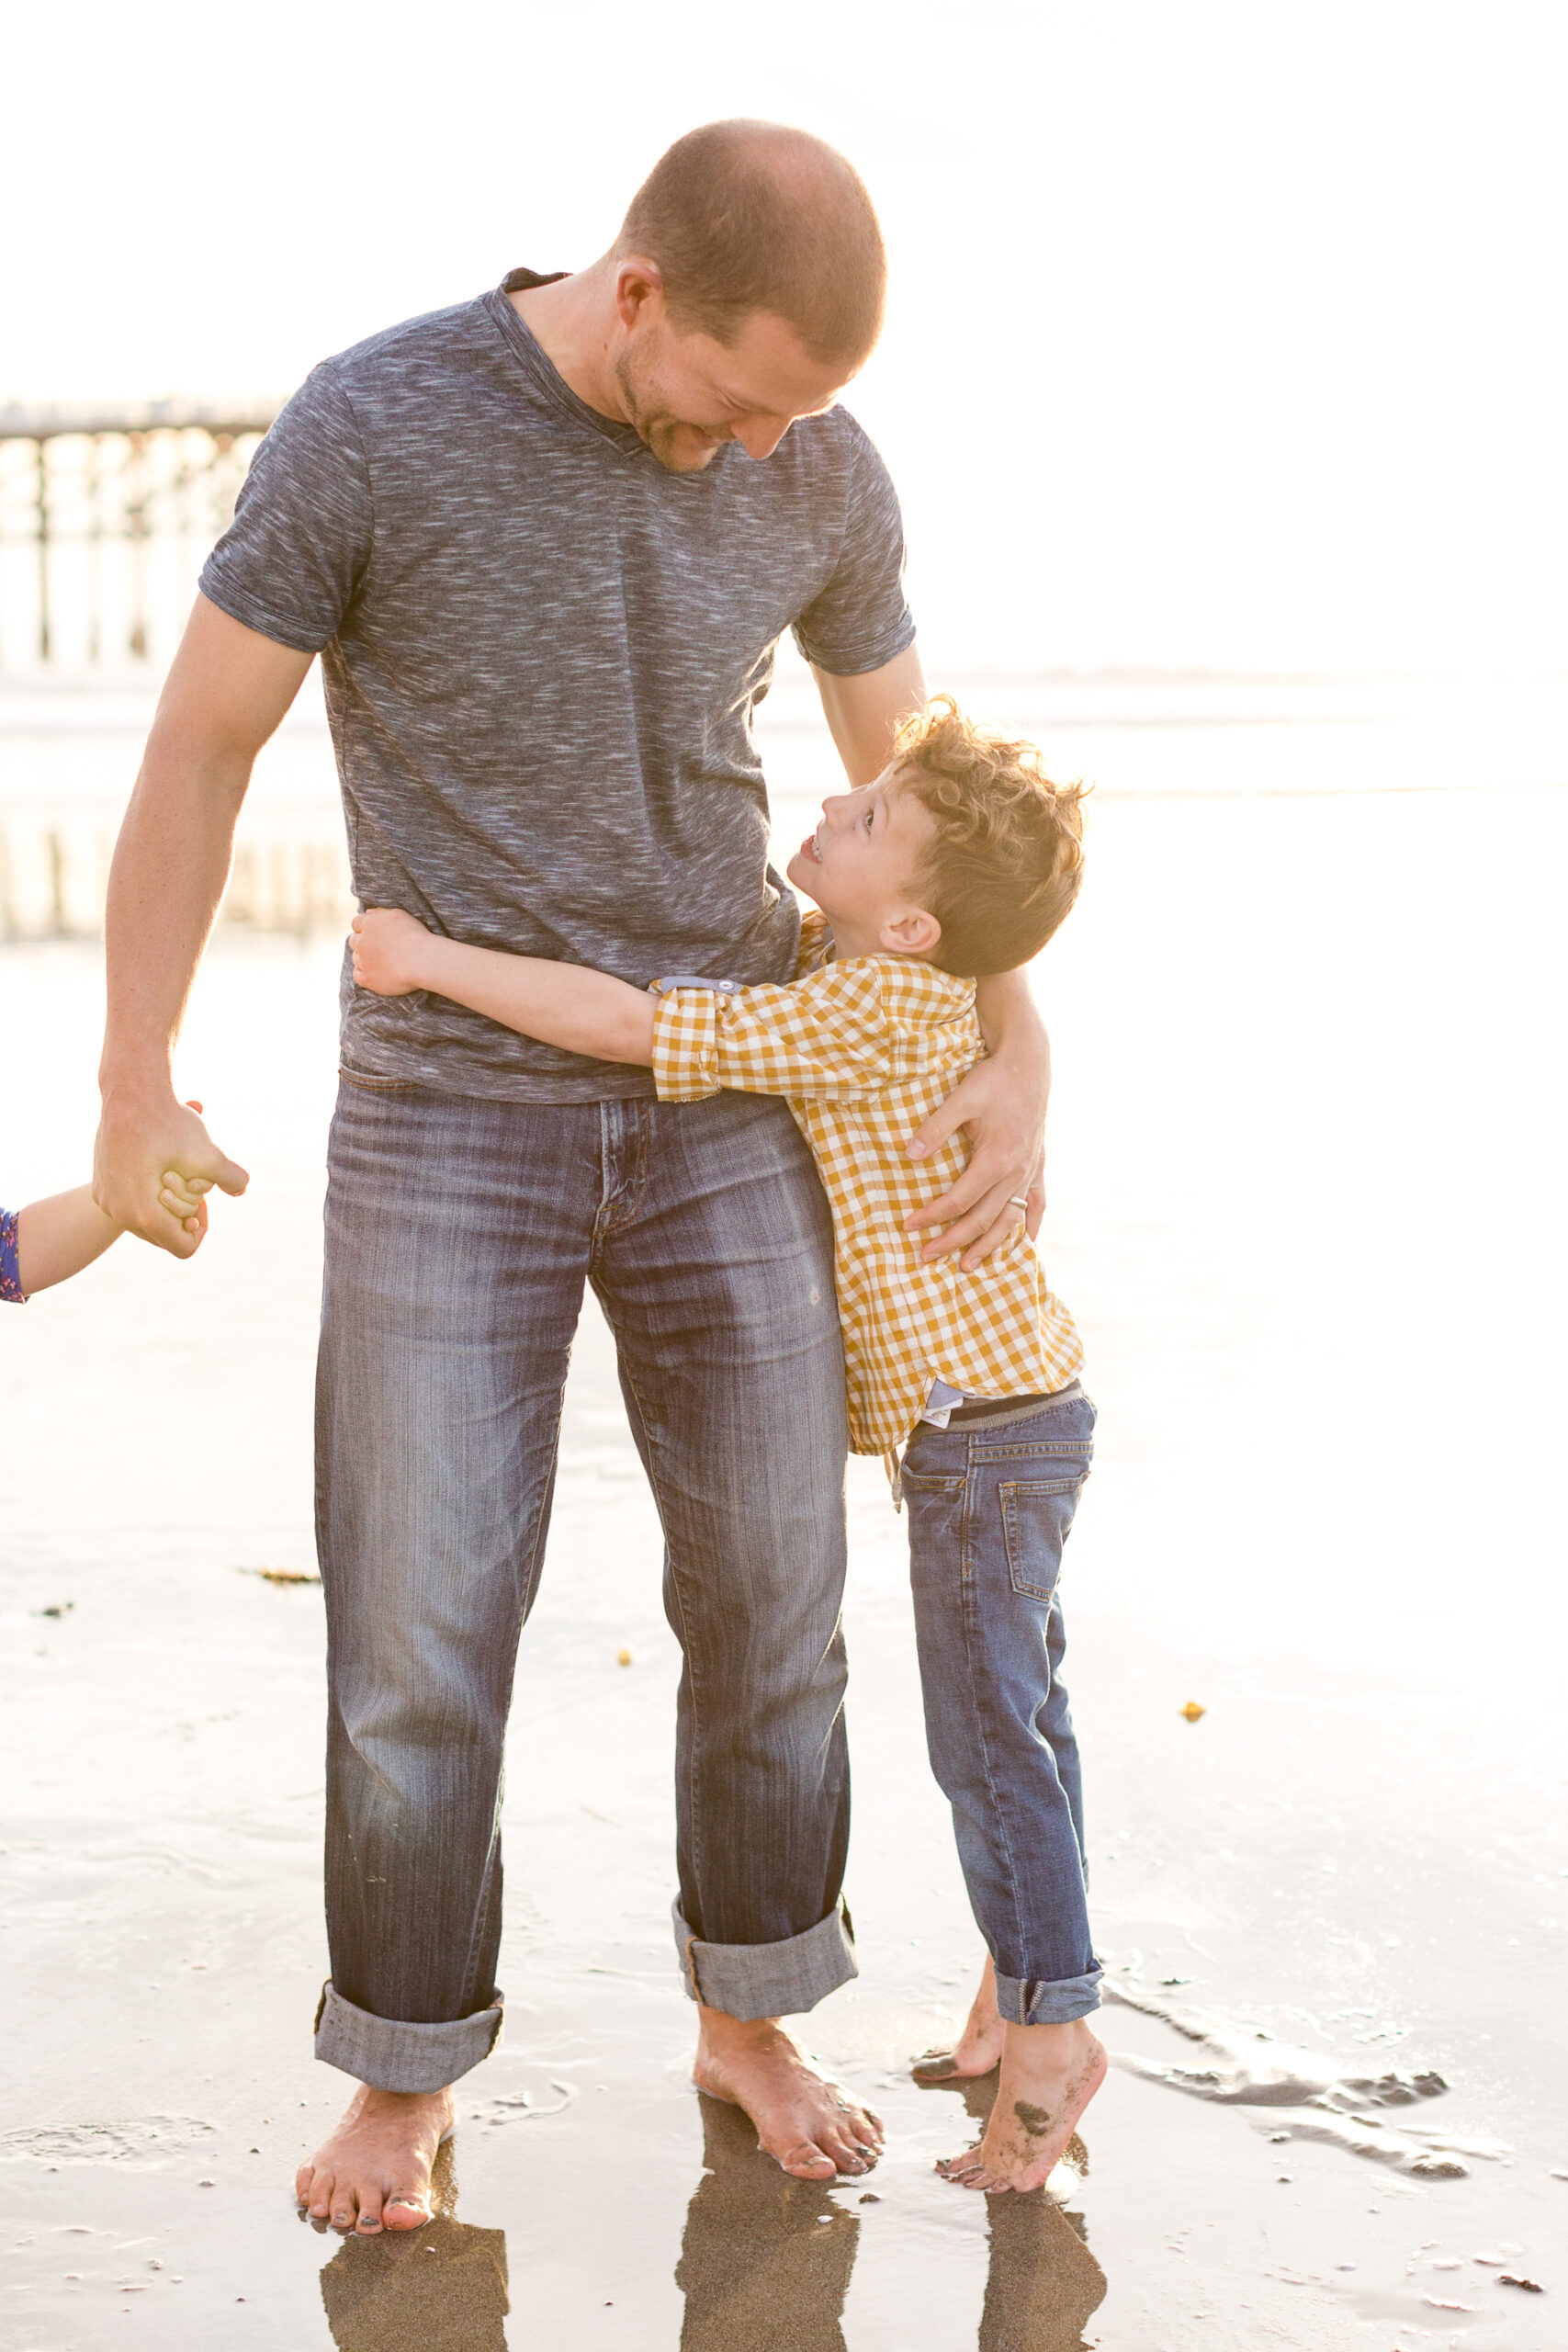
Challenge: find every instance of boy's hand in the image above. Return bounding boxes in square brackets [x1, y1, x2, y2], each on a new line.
[352, 907, 433, 997]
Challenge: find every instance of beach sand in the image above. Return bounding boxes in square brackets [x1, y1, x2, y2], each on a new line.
[4, 729, 1566, 2347]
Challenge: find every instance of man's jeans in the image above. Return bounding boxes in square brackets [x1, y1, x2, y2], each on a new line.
[313, 1078, 854, 2093]
[900, 1386, 1101, 2026]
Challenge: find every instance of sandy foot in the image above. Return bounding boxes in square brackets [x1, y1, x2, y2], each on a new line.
[912, 1952, 1007, 2083]
[693, 2006, 885, 2182]
[295, 2083, 457, 2233]
[938, 2018, 1108, 2194]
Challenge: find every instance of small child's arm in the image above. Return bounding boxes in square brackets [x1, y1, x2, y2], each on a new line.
[352, 908, 656, 1065]
[13, 1185, 123, 1295]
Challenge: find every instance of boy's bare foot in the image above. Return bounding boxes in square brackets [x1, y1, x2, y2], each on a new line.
[295, 2083, 456, 2233]
[693, 2006, 884, 2181]
[938, 2018, 1107, 2194]
[912, 1952, 1007, 2083]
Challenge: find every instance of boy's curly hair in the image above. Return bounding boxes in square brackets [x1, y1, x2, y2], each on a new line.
[896, 697, 1088, 977]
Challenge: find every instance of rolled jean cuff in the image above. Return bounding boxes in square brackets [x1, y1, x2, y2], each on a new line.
[314, 1979, 504, 2092]
[672, 1895, 857, 2019]
[993, 1962, 1102, 2026]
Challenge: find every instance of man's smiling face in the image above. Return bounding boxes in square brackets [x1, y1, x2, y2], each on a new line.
[614, 291, 853, 473]
[785, 766, 942, 959]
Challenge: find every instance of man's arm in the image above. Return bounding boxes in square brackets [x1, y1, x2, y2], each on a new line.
[811, 643, 927, 786]
[96, 594, 313, 1254]
[351, 910, 656, 1063]
[810, 650, 1051, 1270]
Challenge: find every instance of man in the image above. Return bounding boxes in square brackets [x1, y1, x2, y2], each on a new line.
[96, 120, 1051, 2233]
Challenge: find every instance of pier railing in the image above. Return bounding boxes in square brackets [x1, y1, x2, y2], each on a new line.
[0, 401, 276, 672]
[0, 398, 359, 941]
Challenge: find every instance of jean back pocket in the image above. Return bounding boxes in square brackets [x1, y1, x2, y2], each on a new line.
[998, 1477, 1086, 1603]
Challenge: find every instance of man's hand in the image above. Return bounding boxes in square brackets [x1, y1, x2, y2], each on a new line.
[95, 1091, 247, 1259]
[905, 971, 1050, 1269]
[351, 908, 434, 997]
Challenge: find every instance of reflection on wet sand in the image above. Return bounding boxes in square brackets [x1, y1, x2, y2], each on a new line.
[315, 2143, 510, 2352]
[677, 2098, 861, 2350]
[678, 2087, 1107, 2351]
[940, 2075, 1108, 2352]
[979, 2193, 1107, 2352]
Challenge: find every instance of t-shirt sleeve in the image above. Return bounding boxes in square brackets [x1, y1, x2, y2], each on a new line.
[198, 363, 374, 653]
[651, 963, 897, 1103]
[790, 417, 917, 678]
[1, 1209, 25, 1304]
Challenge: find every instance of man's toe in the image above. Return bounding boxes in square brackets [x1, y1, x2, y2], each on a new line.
[829, 2126, 875, 2174]
[355, 2183, 386, 2234]
[780, 2142, 838, 2180]
[306, 2168, 335, 2220]
[383, 2187, 432, 2230]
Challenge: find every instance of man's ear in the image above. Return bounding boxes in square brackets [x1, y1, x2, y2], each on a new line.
[615, 257, 666, 332]
[878, 906, 942, 958]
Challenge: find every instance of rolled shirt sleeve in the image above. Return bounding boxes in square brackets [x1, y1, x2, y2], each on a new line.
[650, 965, 899, 1104]
[199, 362, 374, 653]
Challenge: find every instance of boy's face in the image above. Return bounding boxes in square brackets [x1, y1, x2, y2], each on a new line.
[785, 765, 942, 958]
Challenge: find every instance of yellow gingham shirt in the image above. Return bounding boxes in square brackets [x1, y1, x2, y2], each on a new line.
[650, 913, 1083, 1456]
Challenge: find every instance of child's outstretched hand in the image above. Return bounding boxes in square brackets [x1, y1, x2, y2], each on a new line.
[352, 908, 433, 997]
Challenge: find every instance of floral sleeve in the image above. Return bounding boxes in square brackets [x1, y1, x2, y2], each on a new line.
[1, 1209, 25, 1304]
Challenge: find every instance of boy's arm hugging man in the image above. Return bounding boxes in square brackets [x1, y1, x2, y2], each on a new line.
[348, 908, 904, 1104]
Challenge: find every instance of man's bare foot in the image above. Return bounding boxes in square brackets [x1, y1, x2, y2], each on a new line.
[295, 2083, 456, 2234]
[693, 2006, 884, 2181]
[912, 1952, 1006, 2084]
[937, 2017, 1107, 2194]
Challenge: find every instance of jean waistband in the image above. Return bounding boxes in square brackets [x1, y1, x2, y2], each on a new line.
[946, 1378, 1086, 1434]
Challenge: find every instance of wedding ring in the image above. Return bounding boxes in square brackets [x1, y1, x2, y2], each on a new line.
[1008, 1194, 1030, 1208]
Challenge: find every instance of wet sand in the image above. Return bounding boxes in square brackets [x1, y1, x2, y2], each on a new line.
[5, 739, 1568, 2346]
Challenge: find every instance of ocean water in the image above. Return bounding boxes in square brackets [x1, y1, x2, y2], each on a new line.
[3, 675, 1567, 2347]
[5, 659, 1566, 1672]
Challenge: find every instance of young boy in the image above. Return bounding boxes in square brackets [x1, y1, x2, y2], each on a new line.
[350, 699, 1101, 2194]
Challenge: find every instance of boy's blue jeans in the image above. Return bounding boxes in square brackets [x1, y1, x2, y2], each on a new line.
[312, 1078, 855, 2093]
[900, 1387, 1101, 2025]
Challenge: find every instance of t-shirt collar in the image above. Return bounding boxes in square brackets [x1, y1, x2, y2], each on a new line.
[487, 269, 647, 458]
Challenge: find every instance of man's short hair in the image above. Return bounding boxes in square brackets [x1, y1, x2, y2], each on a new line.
[616, 120, 886, 368]
[897, 699, 1089, 978]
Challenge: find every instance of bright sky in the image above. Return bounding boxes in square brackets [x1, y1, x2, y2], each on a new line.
[4, 0, 1563, 672]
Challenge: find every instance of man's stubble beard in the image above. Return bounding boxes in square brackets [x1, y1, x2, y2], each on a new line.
[613, 350, 723, 475]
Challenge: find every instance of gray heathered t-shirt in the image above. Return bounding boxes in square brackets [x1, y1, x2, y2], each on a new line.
[200, 269, 916, 1099]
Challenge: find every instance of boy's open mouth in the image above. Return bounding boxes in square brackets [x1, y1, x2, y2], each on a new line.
[801, 826, 824, 863]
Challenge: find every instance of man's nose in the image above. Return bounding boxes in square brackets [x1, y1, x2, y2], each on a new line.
[732, 416, 792, 460]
